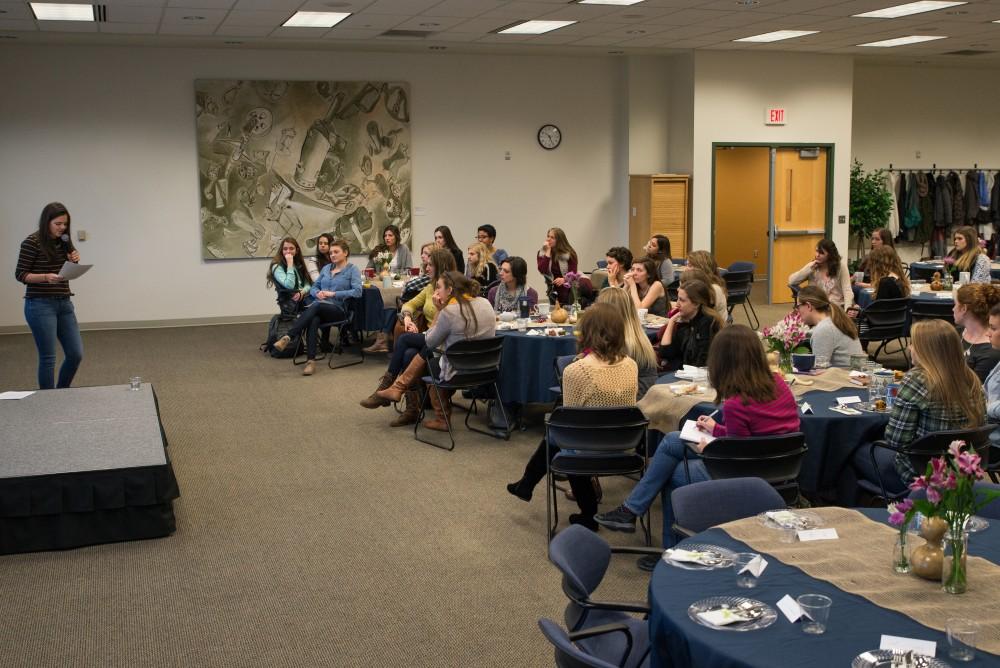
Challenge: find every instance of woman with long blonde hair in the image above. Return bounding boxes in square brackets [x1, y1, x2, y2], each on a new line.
[850, 319, 986, 496]
[796, 286, 864, 367]
[948, 225, 991, 283]
[465, 241, 498, 294]
[537, 227, 579, 305]
[866, 246, 910, 300]
[596, 287, 658, 399]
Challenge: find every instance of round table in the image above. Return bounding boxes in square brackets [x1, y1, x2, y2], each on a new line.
[357, 285, 405, 331]
[649, 508, 1000, 667]
[909, 260, 1000, 281]
[496, 327, 578, 404]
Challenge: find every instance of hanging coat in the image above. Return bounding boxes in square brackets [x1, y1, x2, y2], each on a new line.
[966, 171, 982, 223]
[916, 172, 934, 243]
[884, 172, 900, 237]
[991, 173, 1000, 225]
[897, 173, 908, 226]
[903, 172, 922, 230]
[934, 175, 953, 228]
[948, 171, 965, 228]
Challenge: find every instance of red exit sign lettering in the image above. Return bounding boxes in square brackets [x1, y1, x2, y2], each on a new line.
[765, 107, 786, 125]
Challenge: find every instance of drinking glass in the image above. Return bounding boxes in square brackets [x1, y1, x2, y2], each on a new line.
[796, 594, 832, 634]
[733, 553, 761, 588]
[129, 376, 141, 391]
[947, 618, 978, 662]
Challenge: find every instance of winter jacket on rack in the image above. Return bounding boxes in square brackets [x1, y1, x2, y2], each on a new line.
[991, 173, 1000, 226]
[903, 173, 921, 230]
[933, 175, 953, 228]
[947, 172, 966, 228]
[885, 172, 901, 237]
[966, 171, 982, 224]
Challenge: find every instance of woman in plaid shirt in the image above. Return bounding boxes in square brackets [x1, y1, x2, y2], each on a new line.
[850, 320, 986, 496]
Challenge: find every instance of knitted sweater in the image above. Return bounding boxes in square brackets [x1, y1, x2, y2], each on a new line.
[563, 356, 639, 408]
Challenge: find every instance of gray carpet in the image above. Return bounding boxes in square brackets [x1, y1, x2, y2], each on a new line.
[0, 323, 653, 668]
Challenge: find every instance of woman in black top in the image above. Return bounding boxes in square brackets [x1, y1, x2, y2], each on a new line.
[656, 279, 722, 371]
[953, 283, 1000, 382]
[434, 225, 464, 274]
[15, 202, 84, 389]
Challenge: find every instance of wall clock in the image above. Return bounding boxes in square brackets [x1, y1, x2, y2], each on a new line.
[537, 124, 561, 150]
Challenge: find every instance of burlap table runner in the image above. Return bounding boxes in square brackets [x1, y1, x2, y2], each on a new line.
[638, 367, 857, 433]
[720, 507, 1000, 654]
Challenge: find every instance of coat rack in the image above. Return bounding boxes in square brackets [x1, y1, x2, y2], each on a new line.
[886, 163, 998, 172]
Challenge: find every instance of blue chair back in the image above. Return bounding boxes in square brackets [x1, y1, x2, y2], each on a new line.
[548, 524, 611, 600]
[727, 261, 755, 275]
[671, 478, 784, 536]
[537, 619, 621, 668]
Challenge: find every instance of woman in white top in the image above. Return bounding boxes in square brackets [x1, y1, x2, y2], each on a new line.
[304, 233, 332, 283]
[788, 239, 853, 309]
[796, 286, 864, 367]
[624, 257, 669, 316]
[644, 234, 674, 289]
[948, 225, 992, 284]
[382, 224, 412, 273]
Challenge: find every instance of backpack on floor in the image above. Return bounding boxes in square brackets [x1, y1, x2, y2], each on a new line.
[261, 315, 301, 358]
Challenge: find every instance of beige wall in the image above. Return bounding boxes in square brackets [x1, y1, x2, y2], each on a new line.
[627, 56, 671, 175]
[0, 45, 628, 328]
[666, 54, 694, 176]
[691, 51, 855, 256]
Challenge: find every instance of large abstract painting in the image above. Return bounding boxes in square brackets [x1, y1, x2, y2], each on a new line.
[194, 79, 411, 260]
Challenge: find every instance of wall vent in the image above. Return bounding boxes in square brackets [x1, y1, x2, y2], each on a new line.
[94, 5, 107, 22]
[379, 29, 434, 39]
[941, 49, 993, 56]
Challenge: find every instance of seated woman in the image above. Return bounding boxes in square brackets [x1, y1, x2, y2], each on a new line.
[477, 224, 508, 264]
[597, 287, 658, 400]
[381, 224, 412, 273]
[850, 319, 986, 496]
[984, 305, 1000, 445]
[643, 234, 674, 289]
[304, 233, 332, 283]
[506, 303, 639, 530]
[266, 237, 311, 316]
[435, 225, 465, 274]
[359, 248, 457, 424]
[537, 227, 579, 305]
[488, 256, 538, 313]
[953, 283, 1000, 382]
[680, 269, 725, 321]
[365, 241, 435, 354]
[595, 324, 799, 544]
[949, 225, 992, 284]
[854, 228, 895, 286]
[788, 239, 853, 309]
[401, 242, 438, 302]
[684, 250, 727, 317]
[795, 286, 864, 367]
[865, 246, 909, 300]
[599, 246, 633, 290]
[375, 271, 496, 431]
[272, 239, 362, 376]
[656, 279, 722, 372]
[465, 241, 499, 295]
[625, 257, 669, 317]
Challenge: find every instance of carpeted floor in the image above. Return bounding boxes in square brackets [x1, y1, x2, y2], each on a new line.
[0, 323, 657, 668]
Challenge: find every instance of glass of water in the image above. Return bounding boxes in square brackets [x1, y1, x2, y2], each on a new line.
[947, 618, 978, 661]
[129, 376, 141, 391]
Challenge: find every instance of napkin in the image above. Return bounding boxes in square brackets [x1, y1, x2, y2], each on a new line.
[663, 548, 712, 564]
[697, 608, 754, 627]
[738, 555, 768, 577]
[765, 510, 801, 528]
[800, 402, 813, 414]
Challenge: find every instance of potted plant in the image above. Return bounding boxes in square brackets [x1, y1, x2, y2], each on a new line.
[849, 159, 894, 267]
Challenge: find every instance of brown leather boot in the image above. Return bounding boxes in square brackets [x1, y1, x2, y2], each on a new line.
[359, 372, 394, 409]
[362, 332, 389, 354]
[422, 387, 453, 432]
[389, 389, 421, 427]
[376, 355, 427, 403]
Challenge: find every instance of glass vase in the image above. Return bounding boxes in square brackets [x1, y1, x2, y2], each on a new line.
[892, 531, 910, 574]
[942, 528, 968, 594]
[778, 349, 794, 374]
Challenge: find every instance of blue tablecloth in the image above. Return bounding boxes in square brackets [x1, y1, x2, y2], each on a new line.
[496, 328, 578, 404]
[909, 261, 1000, 282]
[651, 376, 889, 502]
[356, 286, 395, 332]
[649, 508, 999, 668]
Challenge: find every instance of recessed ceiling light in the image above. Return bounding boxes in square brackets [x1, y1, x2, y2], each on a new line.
[30, 3, 94, 21]
[0, 34, 17, 39]
[853, 1, 966, 19]
[969, 43, 987, 47]
[738, 0, 760, 6]
[734, 30, 819, 42]
[622, 14, 643, 19]
[183, 16, 205, 21]
[608, 50, 625, 54]
[419, 22, 440, 27]
[225, 40, 243, 45]
[283, 11, 351, 28]
[577, 0, 646, 5]
[429, 45, 446, 50]
[858, 34, 947, 46]
[0, 9, 7, 14]
[497, 20, 576, 35]
[625, 29, 645, 34]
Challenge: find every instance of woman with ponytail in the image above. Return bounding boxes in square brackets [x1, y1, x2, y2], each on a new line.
[795, 286, 864, 367]
[948, 226, 991, 284]
[953, 283, 1000, 382]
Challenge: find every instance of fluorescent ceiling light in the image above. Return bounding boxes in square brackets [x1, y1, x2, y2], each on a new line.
[282, 11, 350, 28]
[30, 3, 94, 21]
[498, 20, 576, 35]
[734, 30, 818, 43]
[858, 34, 947, 46]
[853, 1, 965, 19]
[577, 0, 646, 5]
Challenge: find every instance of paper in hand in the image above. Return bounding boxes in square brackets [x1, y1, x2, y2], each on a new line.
[679, 419, 716, 445]
[59, 262, 92, 280]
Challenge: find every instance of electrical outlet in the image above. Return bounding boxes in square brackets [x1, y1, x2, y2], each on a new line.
[915, 150, 921, 159]
[753, 249, 759, 258]
[77, 230, 87, 241]
[504, 151, 511, 161]
[838, 215, 846, 225]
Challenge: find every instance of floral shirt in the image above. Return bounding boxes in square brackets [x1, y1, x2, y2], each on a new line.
[884, 368, 985, 482]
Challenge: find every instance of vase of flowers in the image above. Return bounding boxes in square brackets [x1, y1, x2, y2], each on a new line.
[563, 271, 583, 310]
[887, 502, 911, 574]
[374, 250, 393, 277]
[890, 440, 1000, 594]
[761, 310, 811, 374]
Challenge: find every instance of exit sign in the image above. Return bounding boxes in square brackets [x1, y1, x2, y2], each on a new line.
[765, 107, 786, 125]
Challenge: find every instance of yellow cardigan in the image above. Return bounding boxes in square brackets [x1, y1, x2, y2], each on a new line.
[402, 285, 438, 325]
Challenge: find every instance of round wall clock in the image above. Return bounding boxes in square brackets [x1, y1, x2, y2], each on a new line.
[537, 124, 562, 150]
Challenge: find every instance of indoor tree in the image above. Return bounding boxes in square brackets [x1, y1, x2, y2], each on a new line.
[849, 159, 893, 266]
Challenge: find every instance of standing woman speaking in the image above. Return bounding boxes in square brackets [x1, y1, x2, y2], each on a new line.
[15, 202, 84, 389]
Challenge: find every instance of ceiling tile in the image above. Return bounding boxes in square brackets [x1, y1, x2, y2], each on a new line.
[168, 0, 235, 8]
[340, 13, 410, 28]
[270, 25, 329, 37]
[215, 23, 273, 35]
[161, 8, 228, 23]
[643, 8, 732, 25]
[424, 31, 483, 41]
[223, 10, 291, 26]
[232, 0, 303, 10]
[478, 2, 563, 20]
[392, 15, 469, 29]
[159, 22, 217, 33]
[423, 0, 508, 18]
[365, 0, 439, 14]
[323, 27, 382, 38]
[448, 16, 515, 32]
[475, 32, 534, 42]
[41, 20, 99, 32]
[536, 5, 621, 21]
[102, 0, 170, 7]
[568, 34, 626, 45]
[0, 2, 36, 20]
[105, 6, 163, 22]
[0, 18, 38, 30]
[100, 22, 159, 33]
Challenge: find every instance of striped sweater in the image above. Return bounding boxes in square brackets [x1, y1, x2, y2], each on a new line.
[15, 233, 72, 298]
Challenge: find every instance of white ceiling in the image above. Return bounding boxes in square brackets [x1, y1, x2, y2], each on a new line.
[1, 0, 999, 64]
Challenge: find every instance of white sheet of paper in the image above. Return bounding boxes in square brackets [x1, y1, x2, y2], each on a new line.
[0, 391, 34, 400]
[798, 528, 839, 541]
[879, 635, 937, 657]
[58, 262, 92, 280]
[738, 555, 768, 577]
[776, 595, 803, 622]
[679, 419, 716, 444]
[837, 396, 862, 405]
[936, 292, 954, 299]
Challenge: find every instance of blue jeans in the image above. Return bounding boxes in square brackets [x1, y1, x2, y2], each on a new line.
[24, 297, 84, 390]
[624, 431, 711, 547]
[389, 332, 425, 376]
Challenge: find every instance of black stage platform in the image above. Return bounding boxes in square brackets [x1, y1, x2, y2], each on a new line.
[0, 384, 180, 554]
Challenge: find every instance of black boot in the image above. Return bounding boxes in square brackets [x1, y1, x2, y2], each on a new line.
[506, 479, 532, 502]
